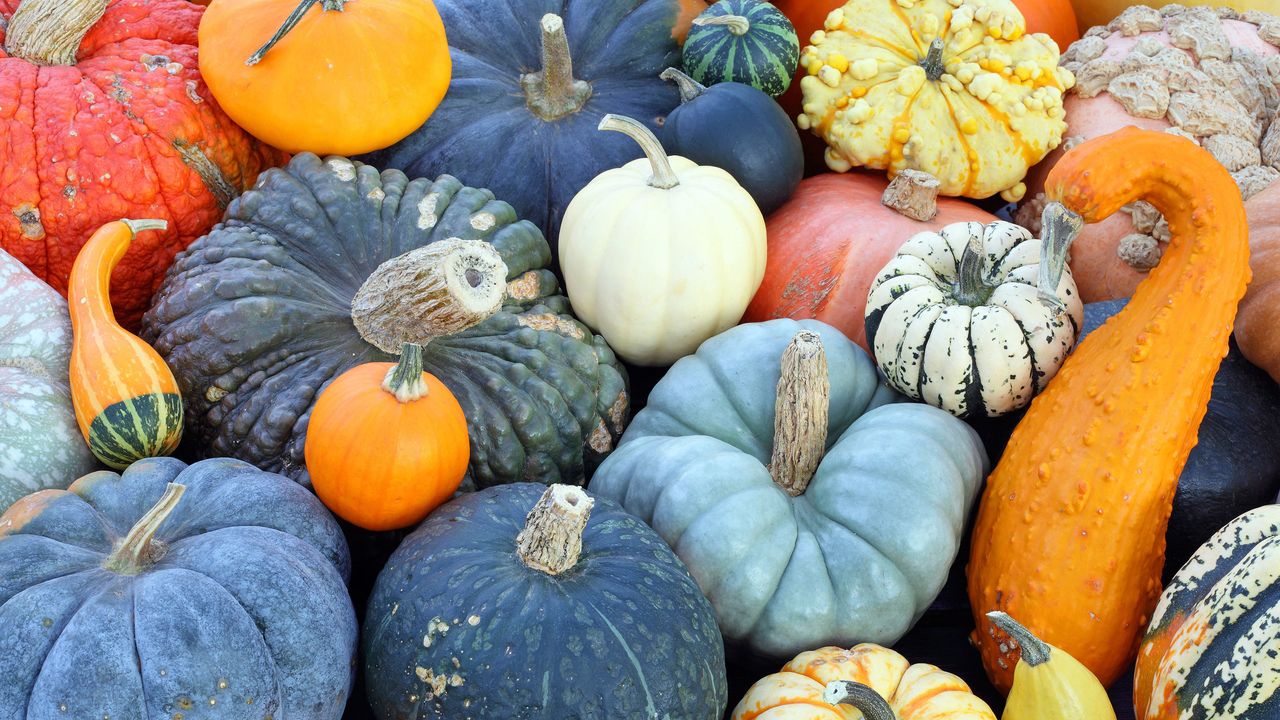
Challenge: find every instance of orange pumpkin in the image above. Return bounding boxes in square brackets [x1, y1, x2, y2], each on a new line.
[1234, 181, 1280, 383]
[198, 0, 451, 155]
[967, 128, 1250, 692]
[306, 343, 470, 532]
[68, 220, 183, 469]
[744, 171, 996, 351]
[675, 0, 708, 43]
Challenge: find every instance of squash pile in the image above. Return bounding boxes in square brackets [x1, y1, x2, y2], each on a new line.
[1, 1, 1279, 720]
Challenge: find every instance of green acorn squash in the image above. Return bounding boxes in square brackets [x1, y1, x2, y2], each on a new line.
[589, 319, 988, 657]
[0, 249, 96, 513]
[363, 482, 727, 719]
[143, 154, 629, 489]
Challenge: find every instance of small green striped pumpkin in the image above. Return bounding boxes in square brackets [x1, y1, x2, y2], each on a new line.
[682, 0, 799, 97]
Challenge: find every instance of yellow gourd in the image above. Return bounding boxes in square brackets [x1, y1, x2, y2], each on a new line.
[796, 0, 1075, 202]
[988, 612, 1117, 720]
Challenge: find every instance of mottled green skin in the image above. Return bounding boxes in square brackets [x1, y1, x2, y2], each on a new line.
[142, 154, 629, 489]
[0, 250, 97, 513]
[682, 0, 799, 97]
[87, 392, 183, 470]
[0, 457, 356, 720]
[363, 483, 727, 720]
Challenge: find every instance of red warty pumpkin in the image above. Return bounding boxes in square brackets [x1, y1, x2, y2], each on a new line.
[0, 0, 287, 328]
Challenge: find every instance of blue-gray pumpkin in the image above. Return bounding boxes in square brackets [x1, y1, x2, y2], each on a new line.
[0, 457, 356, 719]
[363, 482, 727, 720]
[590, 319, 989, 657]
[360, 0, 683, 252]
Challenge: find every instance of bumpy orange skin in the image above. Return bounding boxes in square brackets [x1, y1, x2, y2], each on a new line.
[966, 128, 1250, 692]
[0, 0, 287, 329]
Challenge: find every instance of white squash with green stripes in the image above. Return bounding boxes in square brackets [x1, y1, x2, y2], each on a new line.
[0, 250, 97, 512]
[864, 220, 1082, 418]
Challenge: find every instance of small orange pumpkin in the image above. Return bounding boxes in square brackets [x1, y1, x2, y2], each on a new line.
[306, 342, 469, 531]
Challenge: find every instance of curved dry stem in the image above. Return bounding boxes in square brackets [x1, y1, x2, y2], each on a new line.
[598, 114, 680, 190]
[103, 483, 186, 575]
[516, 484, 594, 575]
[769, 331, 829, 496]
[1037, 202, 1084, 312]
[5, 0, 107, 66]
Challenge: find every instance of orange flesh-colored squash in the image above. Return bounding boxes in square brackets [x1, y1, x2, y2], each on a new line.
[1234, 182, 1280, 383]
[674, 0, 708, 43]
[966, 127, 1251, 692]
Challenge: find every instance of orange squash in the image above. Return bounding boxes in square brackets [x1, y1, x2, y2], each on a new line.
[306, 343, 470, 531]
[1225, 179, 1280, 383]
[675, 0, 709, 43]
[966, 128, 1251, 692]
[198, 0, 451, 155]
[68, 220, 183, 469]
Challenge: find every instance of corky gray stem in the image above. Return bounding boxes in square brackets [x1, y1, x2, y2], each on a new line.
[247, 0, 347, 66]
[769, 331, 829, 496]
[599, 114, 680, 190]
[660, 67, 707, 104]
[382, 343, 428, 403]
[921, 38, 946, 81]
[693, 14, 751, 35]
[954, 233, 992, 306]
[104, 483, 186, 575]
[5, 0, 107, 66]
[1037, 201, 1084, 312]
[881, 170, 940, 222]
[351, 238, 508, 354]
[987, 611, 1052, 666]
[521, 14, 592, 121]
[823, 681, 897, 720]
[516, 485, 594, 575]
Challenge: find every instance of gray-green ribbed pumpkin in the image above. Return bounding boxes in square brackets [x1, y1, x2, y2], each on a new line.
[681, 0, 799, 97]
[0, 249, 97, 513]
[589, 319, 988, 657]
[363, 482, 727, 719]
[142, 153, 629, 489]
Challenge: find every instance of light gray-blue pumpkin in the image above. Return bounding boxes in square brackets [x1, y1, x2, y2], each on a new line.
[589, 319, 988, 657]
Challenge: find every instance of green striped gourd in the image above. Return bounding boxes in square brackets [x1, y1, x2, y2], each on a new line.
[682, 0, 799, 97]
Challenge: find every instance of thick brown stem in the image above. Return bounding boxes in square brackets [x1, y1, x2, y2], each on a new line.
[516, 485, 594, 575]
[987, 611, 1052, 666]
[768, 331, 829, 496]
[103, 483, 185, 575]
[599, 114, 680, 190]
[921, 38, 945, 81]
[1037, 202, 1083, 312]
[823, 682, 896, 720]
[693, 14, 751, 35]
[882, 170, 940, 222]
[5, 0, 107, 66]
[382, 343, 428, 403]
[660, 67, 707, 104]
[351, 239, 508, 354]
[520, 14, 592, 121]
[247, 0, 347, 66]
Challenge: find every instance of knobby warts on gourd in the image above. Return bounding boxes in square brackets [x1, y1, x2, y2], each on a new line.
[1017, 5, 1280, 269]
[796, 0, 1076, 202]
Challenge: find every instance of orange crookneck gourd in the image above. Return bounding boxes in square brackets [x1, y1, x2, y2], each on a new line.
[966, 127, 1251, 692]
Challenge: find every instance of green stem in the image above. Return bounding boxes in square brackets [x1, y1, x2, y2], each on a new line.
[954, 234, 991, 306]
[103, 483, 186, 576]
[660, 67, 706, 104]
[381, 343, 428, 403]
[1037, 202, 1084, 312]
[122, 219, 168, 236]
[520, 14, 593, 121]
[247, 0, 347, 66]
[693, 14, 751, 35]
[823, 681, 897, 720]
[598, 114, 679, 190]
[987, 611, 1052, 667]
[920, 38, 945, 81]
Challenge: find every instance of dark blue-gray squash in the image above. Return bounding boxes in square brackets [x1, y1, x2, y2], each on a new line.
[363, 482, 727, 720]
[0, 457, 356, 720]
[658, 68, 803, 214]
[359, 0, 684, 252]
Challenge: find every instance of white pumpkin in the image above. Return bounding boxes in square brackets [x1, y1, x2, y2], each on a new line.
[0, 249, 97, 512]
[559, 114, 767, 366]
[864, 219, 1082, 417]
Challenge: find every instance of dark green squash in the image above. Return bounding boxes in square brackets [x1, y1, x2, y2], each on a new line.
[363, 482, 727, 719]
[0, 456, 356, 719]
[681, 0, 799, 97]
[142, 154, 629, 490]
[659, 68, 803, 214]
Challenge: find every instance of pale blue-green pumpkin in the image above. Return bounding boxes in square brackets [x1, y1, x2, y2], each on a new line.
[590, 319, 988, 657]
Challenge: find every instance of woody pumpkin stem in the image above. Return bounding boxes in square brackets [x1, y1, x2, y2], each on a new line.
[5, 0, 108, 66]
[599, 114, 680, 190]
[1037, 201, 1083, 312]
[769, 331, 829, 496]
[921, 38, 945, 81]
[987, 611, 1052, 666]
[693, 14, 751, 35]
[521, 14, 593, 121]
[516, 485, 594, 575]
[247, 0, 348, 66]
[382, 343, 429, 403]
[823, 681, 896, 720]
[103, 483, 186, 576]
[881, 170, 940, 222]
[660, 67, 707, 104]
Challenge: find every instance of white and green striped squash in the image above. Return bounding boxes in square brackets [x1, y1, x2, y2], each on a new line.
[0, 250, 97, 512]
[1136, 504, 1280, 719]
[682, 0, 799, 97]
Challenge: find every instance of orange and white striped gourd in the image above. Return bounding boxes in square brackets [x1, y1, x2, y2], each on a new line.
[966, 128, 1251, 692]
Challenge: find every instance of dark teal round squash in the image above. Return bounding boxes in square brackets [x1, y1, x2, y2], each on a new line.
[142, 153, 629, 490]
[363, 482, 727, 720]
[0, 457, 356, 719]
[360, 0, 683, 253]
[682, 0, 799, 97]
[659, 69, 803, 214]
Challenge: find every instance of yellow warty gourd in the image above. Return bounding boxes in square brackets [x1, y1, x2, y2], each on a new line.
[988, 612, 1117, 720]
[797, 0, 1075, 202]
